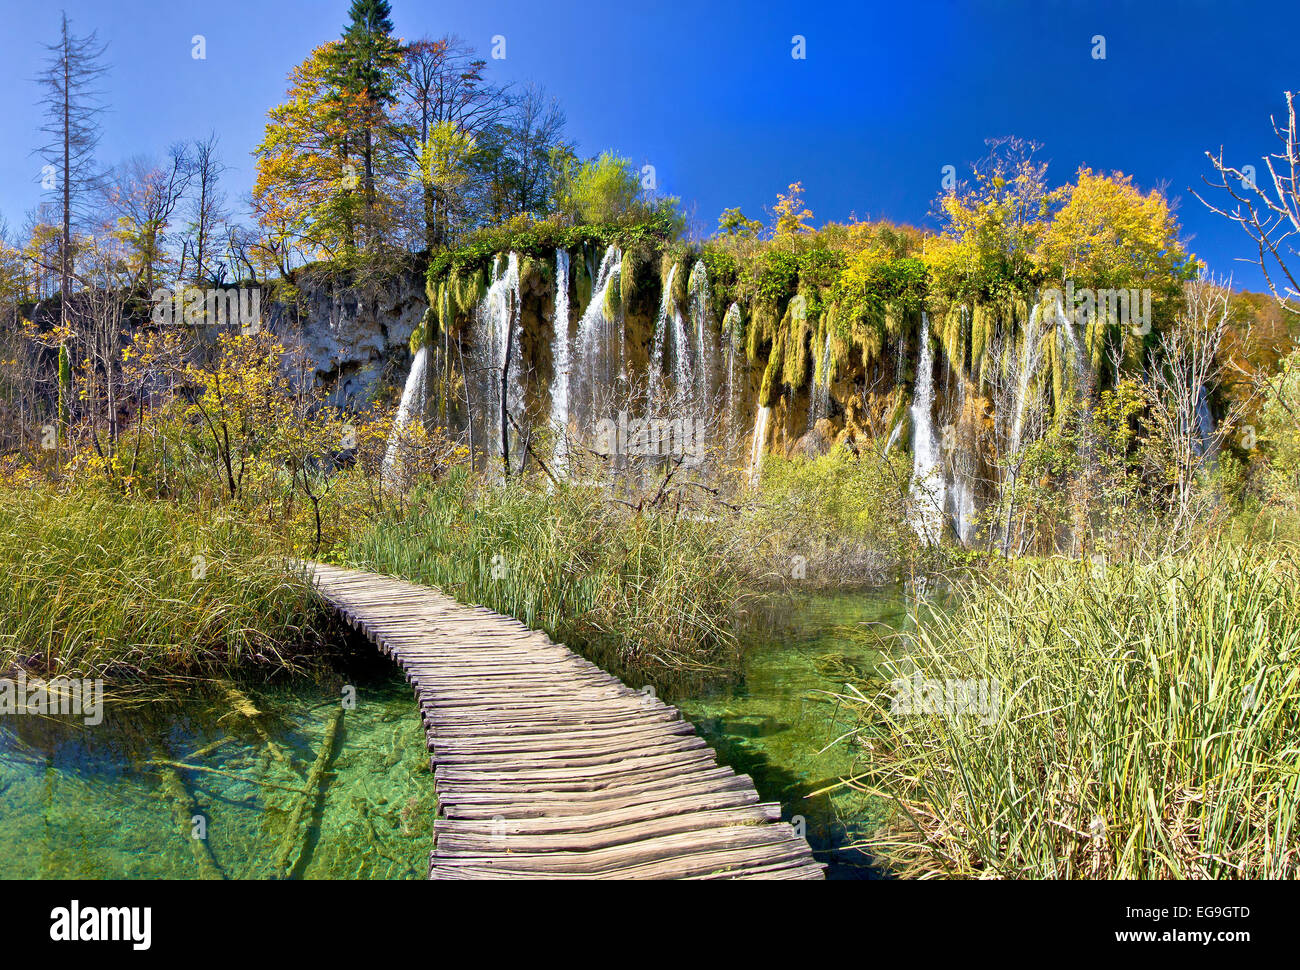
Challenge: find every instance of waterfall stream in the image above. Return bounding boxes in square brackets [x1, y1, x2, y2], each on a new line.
[476, 253, 523, 467]
[548, 248, 572, 473]
[748, 405, 771, 484]
[909, 312, 945, 544]
[574, 245, 622, 440]
[381, 345, 429, 481]
[808, 327, 833, 424]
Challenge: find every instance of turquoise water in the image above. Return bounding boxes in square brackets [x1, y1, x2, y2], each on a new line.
[672, 588, 913, 878]
[0, 590, 906, 880]
[0, 669, 435, 879]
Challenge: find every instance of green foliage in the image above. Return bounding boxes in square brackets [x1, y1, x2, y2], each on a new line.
[0, 488, 331, 679]
[343, 472, 740, 675]
[853, 545, 1300, 878]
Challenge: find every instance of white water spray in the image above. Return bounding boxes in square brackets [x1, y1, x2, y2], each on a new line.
[909, 312, 945, 544]
[549, 248, 571, 472]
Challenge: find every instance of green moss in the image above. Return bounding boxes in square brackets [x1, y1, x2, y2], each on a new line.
[759, 341, 784, 408]
[603, 269, 622, 319]
[747, 304, 777, 361]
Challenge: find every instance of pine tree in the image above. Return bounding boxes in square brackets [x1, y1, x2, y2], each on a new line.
[326, 0, 403, 222]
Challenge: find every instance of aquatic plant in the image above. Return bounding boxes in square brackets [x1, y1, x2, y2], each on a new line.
[0, 489, 331, 678]
[846, 544, 1300, 878]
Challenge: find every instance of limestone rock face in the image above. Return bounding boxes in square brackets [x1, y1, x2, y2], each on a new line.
[790, 418, 835, 459]
[269, 268, 427, 407]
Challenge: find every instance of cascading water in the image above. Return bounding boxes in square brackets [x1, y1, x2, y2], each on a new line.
[748, 405, 771, 485]
[381, 345, 429, 481]
[722, 302, 742, 419]
[574, 245, 622, 436]
[1009, 303, 1042, 456]
[909, 312, 945, 544]
[1053, 294, 1085, 383]
[884, 419, 903, 455]
[1193, 387, 1218, 460]
[475, 252, 523, 467]
[808, 327, 833, 424]
[687, 260, 713, 413]
[548, 248, 571, 472]
[651, 264, 694, 406]
[947, 378, 976, 545]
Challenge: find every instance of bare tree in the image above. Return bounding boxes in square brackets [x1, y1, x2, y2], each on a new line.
[100, 145, 192, 292]
[1198, 91, 1300, 317]
[34, 12, 109, 327]
[1142, 276, 1251, 540]
[397, 35, 509, 248]
[182, 132, 230, 285]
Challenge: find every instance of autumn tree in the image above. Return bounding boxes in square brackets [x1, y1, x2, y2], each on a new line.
[100, 147, 192, 292]
[254, 43, 357, 269]
[718, 207, 762, 238]
[773, 182, 814, 239]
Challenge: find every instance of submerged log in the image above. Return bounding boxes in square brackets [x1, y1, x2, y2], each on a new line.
[270, 704, 345, 880]
[153, 750, 226, 880]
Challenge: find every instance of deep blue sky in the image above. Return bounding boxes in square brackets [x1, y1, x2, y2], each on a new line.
[0, 0, 1295, 290]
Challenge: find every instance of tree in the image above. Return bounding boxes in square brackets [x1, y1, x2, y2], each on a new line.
[554, 152, 644, 225]
[1041, 167, 1191, 293]
[101, 146, 192, 292]
[773, 182, 814, 239]
[397, 34, 510, 246]
[325, 0, 404, 230]
[718, 207, 762, 239]
[411, 121, 478, 248]
[928, 138, 1054, 299]
[1199, 91, 1300, 317]
[34, 13, 109, 327]
[254, 43, 357, 269]
[182, 133, 229, 284]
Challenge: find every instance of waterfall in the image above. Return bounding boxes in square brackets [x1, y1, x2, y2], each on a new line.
[722, 301, 741, 419]
[687, 260, 713, 412]
[747, 404, 771, 485]
[549, 248, 571, 472]
[808, 327, 833, 424]
[574, 245, 622, 437]
[651, 264, 693, 405]
[1009, 302, 1042, 457]
[475, 252, 523, 465]
[381, 345, 429, 481]
[1053, 294, 1085, 382]
[884, 419, 904, 455]
[1193, 387, 1218, 460]
[909, 312, 945, 544]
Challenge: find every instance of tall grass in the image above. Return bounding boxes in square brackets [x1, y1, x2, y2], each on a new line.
[848, 544, 1300, 878]
[0, 488, 331, 678]
[341, 471, 742, 676]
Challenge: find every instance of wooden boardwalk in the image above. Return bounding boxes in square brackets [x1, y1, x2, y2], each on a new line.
[302, 562, 824, 880]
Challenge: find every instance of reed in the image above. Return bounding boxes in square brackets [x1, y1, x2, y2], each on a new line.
[0, 488, 331, 679]
[341, 471, 741, 676]
[846, 543, 1300, 878]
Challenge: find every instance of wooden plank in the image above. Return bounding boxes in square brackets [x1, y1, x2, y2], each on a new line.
[298, 561, 824, 881]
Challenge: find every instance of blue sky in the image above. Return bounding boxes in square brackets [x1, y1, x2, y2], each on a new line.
[0, 0, 1296, 290]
